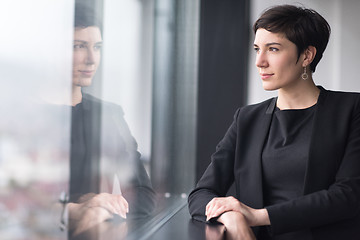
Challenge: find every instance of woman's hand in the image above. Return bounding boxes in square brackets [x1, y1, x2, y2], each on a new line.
[217, 211, 256, 240]
[205, 196, 270, 226]
[68, 193, 129, 236]
[77, 193, 129, 218]
[206, 196, 241, 221]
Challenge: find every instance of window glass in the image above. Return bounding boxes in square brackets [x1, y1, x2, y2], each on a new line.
[0, 0, 199, 239]
[0, 1, 73, 239]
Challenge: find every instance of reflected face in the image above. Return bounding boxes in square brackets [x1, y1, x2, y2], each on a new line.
[254, 29, 303, 91]
[72, 26, 102, 87]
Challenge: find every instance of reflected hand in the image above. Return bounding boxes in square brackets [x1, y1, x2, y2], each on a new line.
[205, 196, 269, 226]
[205, 223, 226, 240]
[77, 193, 129, 218]
[69, 193, 129, 236]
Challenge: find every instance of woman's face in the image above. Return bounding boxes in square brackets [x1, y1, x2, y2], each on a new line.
[253, 28, 304, 91]
[72, 26, 102, 87]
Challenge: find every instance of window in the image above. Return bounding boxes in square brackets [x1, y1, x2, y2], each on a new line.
[0, 0, 199, 238]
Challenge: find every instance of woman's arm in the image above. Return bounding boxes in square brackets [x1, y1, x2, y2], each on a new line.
[68, 193, 129, 236]
[205, 196, 270, 226]
[188, 109, 241, 222]
[108, 103, 157, 218]
[265, 100, 360, 235]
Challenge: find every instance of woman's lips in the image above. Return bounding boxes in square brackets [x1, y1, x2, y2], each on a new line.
[79, 70, 94, 77]
[260, 73, 273, 80]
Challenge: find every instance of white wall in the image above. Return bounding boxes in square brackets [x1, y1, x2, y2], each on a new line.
[248, 0, 360, 104]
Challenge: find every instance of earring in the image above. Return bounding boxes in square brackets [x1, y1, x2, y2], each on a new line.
[301, 66, 308, 80]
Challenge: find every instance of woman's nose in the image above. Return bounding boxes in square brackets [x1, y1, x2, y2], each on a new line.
[85, 49, 95, 65]
[255, 51, 268, 68]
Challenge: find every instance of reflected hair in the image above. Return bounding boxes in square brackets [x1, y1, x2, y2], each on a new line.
[253, 4, 331, 72]
[74, 3, 102, 31]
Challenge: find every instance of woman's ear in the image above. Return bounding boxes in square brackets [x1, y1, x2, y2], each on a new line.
[302, 46, 317, 67]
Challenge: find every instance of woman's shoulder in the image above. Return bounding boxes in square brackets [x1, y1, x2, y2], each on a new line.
[230, 98, 276, 124]
[319, 86, 360, 105]
[238, 97, 276, 114]
[320, 85, 359, 95]
[82, 93, 125, 115]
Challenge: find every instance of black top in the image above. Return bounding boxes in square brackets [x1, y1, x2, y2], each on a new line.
[70, 102, 88, 196]
[70, 99, 101, 199]
[261, 105, 316, 239]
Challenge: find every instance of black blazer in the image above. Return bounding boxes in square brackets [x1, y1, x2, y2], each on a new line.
[70, 93, 156, 218]
[188, 87, 360, 239]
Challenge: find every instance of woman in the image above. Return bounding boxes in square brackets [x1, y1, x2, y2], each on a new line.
[188, 4, 360, 240]
[65, 4, 155, 237]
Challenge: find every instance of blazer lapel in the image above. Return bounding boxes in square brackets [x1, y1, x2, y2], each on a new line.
[238, 98, 276, 208]
[82, 95, 101, 192]
[303, 87, 335, 194]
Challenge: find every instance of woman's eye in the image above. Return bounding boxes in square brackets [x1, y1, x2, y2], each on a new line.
[253, 47, 260, 53]
[269, 47, 279, 52]
[94, 45, 102, 51]
[74, 44, 85, 49]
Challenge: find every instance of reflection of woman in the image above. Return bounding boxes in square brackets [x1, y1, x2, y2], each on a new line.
[188, 5, 360, 240]
[67, 5, 155, 236]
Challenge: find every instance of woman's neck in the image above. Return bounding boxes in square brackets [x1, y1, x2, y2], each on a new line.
[72, 86, 83, 106]
[277, 80, 320, 110]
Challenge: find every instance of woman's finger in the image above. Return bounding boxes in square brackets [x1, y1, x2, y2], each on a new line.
[118, 195, 129, 213]
[206, 199, 226, 221]
[113, 195, 129, 218]
[206, 197, 243, 221]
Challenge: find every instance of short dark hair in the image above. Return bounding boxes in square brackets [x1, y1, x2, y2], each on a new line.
[253, 4, 330, 72]
[74, 3, 102, 31]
